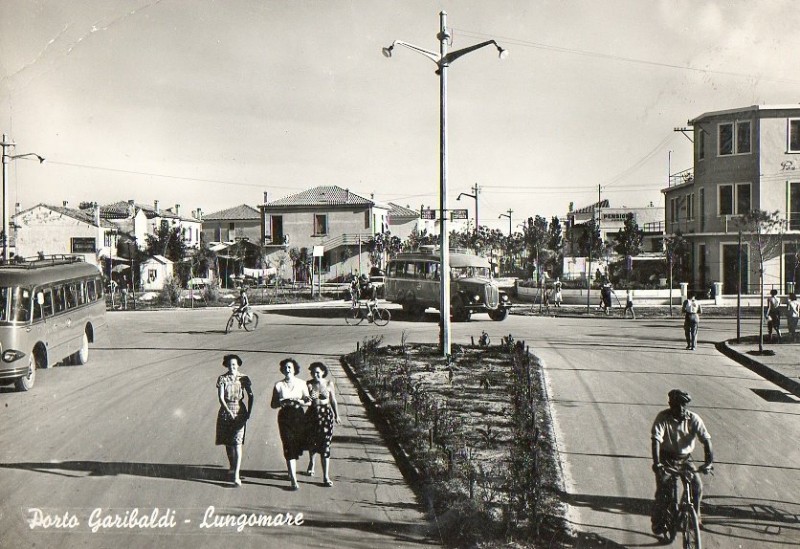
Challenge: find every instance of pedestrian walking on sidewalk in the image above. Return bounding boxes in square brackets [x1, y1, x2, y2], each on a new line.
[271, 358, 311, 491]
[787, 292, 799, 343]
[623, 289, 636, 319]
[216, 354, 253, 487]
[552, 278, 563, 308]
[683, 295, 702, 350]
[766, 289, 783, 343]
[304, 362, 341, 487]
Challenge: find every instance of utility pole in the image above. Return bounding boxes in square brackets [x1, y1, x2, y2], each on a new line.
[1, 134, 45, 262]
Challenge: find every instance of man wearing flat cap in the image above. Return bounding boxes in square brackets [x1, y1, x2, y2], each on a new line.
[650, 389, 713, 534]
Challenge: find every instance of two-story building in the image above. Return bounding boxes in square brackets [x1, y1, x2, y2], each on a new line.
[13, 203, 120, 265]
[662, 104, 800, 294]
[201, 203, 261, 243]
[259, 185, 390, 281]
[100, 200, 203, 250]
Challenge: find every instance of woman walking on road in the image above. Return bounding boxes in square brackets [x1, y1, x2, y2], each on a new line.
[271, 358, 310, 491]
[787, 292, 799, 343]
[216, 354, 253, 487]
[766, 289, 783, 343]
[304, 362, 341, 487]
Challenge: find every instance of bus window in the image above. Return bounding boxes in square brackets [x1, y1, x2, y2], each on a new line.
[387, 263, 396, 277]
[11, 287, 32, 323]
[431, 263, 440, 281]
[0, 287, 7, 321]
[41, 289, 54, 317]
[87, 279, 97, 302]
[76, 281, 86, 306]
[65, 284, 78, 309]
[406, 262, 417, 278]
[53, 286, 66, 314]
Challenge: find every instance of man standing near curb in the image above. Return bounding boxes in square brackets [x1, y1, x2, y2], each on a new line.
[683, 294, 701, 350]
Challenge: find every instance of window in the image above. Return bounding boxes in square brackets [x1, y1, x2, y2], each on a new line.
[699, 188, 705, 231]
[76, 281, 86, 306]
[698, 129, 705, 160]
[87, 280, 97, 302]
[718, 120, 751, 156]
[670, 197, 678, 223]
[686, 194, 695, 221]
[789, 119, 800, 152]
[53, 286, 66, 314]
[789, 182, 800, 230]
[364, 211, 370, 230]
[65, 284, 77, 309]
[71, 237, 96, 253]
[718, 183, 751, 216]
[40, 289, 54, 317]
[314, 214, 328, 236]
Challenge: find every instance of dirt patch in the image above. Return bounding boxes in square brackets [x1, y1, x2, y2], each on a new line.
[341, 335, 573, 548]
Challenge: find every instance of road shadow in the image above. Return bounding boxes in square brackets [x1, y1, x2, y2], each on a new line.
[143, 329, 228, 335]
[0, 460, 232, 486]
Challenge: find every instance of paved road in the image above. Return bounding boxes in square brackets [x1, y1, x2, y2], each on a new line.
[2, 306, 798, 548]
[506, 314, 800, 548]
[0, 307, 439, 549]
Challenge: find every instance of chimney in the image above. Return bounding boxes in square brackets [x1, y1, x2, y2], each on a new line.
[62, 201, 68, 208]
[15, 203, 21, 215]
[196, 207, 203, 221]
[94, 202, 100, 227]
[175, 204, 181, 216]
[263, 191, 269, 204]
[154, 200, 160, 214]
[127, 199, 135, 217]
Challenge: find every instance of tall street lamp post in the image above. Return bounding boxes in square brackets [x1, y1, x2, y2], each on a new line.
[499, 209, 513, 236]
[383, 11, 507, 357]
[1, 134, 45, 262]
[457, 182, 480, 236]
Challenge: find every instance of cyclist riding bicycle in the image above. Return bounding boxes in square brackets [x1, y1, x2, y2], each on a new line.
[357, 273, 377, 321]
[651, 389, 713, 535]
[233, 287, 252, 327]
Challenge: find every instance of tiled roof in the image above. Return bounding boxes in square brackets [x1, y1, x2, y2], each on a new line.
[203, 204, 261, 221]
[388, 202, 420, 219]
[17, 204, 117, 229]
[99, 201, 195, 221]
[266, 186, 373, 207]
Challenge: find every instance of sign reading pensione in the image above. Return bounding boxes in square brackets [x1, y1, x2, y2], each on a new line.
[450, 209, 468, 220]
[420, 209, 436, 220]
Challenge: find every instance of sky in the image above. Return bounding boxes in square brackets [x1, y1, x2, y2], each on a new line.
[2, 0, 800, 233]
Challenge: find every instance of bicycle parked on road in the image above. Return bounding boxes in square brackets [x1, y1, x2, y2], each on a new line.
[225, 306, 259, 333]
[346, 300, 390, 326]
[656, 462, 712, 548]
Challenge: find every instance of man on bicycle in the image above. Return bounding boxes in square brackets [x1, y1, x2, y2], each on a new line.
[233, 287, 251, 327]
[651, 389, 713, 534]
[357, 273, 377, 322]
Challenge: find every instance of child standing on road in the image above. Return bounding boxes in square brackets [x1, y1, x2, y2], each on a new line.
[623, 289, 636, 319]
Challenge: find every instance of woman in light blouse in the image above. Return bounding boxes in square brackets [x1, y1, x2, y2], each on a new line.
[270, 357, 310, 491]
[215, 354, 253, 487]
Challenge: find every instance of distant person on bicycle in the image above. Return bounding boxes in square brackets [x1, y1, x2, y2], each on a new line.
[233, 287, 251, 327]
[651, 389, 713, 534]
[357, 273, 377, 321]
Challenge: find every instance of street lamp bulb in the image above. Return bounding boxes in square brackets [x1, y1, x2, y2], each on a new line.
[497, 47, 508, 60]
[36, 155, 45, 164]
[382, 46, 393, 58]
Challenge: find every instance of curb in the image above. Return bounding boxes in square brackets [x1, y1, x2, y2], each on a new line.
[716, 340, 800, 398]
[338, 355, 423, 487]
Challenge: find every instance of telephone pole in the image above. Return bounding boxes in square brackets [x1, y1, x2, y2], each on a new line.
[499, 208, 513, 236]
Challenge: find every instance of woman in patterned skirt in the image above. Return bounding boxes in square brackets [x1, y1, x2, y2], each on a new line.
[216, 354, 253, 486]
[270, 357, 310, 491]
[304, 362, 341, 487]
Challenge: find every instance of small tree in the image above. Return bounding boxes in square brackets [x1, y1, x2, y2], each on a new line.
[546, 216, 564, 278]
[735, 210, 785, 353]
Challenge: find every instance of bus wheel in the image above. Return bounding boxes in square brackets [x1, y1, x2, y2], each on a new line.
[14, 353, 37, 392]
[73, 333, 90, 365]
[489, 308, 509, 321]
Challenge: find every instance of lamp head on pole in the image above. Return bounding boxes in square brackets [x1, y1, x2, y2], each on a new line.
[382, 45, 394, 58]
[496, 46, 509, 60]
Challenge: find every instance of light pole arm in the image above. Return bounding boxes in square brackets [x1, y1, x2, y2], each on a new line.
[443, 40, 507, 65]
[383, 40, 441, 64]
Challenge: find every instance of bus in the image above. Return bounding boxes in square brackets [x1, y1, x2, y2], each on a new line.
[0, 256, 108, 392]
[384, 248, 512, 321]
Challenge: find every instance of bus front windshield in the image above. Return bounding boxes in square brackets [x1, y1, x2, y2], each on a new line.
[450, 266, 490, 279]
[1, 287, 33, 323]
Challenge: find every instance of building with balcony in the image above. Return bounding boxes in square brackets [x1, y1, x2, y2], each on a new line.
[662, 104, 800, 294]
[259, 185, 390, 281]
[201, 204, 261, 243]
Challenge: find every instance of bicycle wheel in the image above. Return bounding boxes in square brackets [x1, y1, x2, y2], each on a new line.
[243, 312, 259, 332]
[345, 307, 364, 325]
[225, 315, 236, 334]
[682, 506, 701, 549]
[373, 307, 391, 326]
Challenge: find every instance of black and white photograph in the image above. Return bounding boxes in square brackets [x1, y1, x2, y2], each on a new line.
[1, 1, 799, 547]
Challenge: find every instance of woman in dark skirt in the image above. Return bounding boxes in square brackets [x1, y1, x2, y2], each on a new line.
[216, 354, 253, 486]
[270, 358, 310, 490]
[304, 362, 341, 487]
